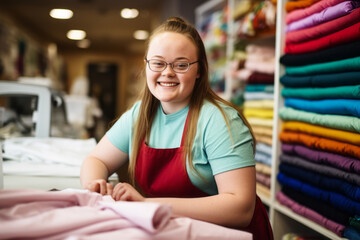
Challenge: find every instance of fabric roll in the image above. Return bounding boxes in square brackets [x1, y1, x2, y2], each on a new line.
[286, 1, 360, 33]
[247, 72, 274, 84]
[285, 0, 322, 13]
[245, 84, 274, 93]
[247, 117, 273, 127]
[244, 108, 274, 119]
[276, 191, 345, 237]
[285, 8, 360, 45]
[256, 172, 271, 188]
[282, 121, 360, 146]
[281, 40, 360, 66]
[280, 71, 360, 88]
[281, 143, 360, 174]
[256, 182, 271, 199]
[280, 153, 360, 186]
[253, 125, 273, 137]
[256, 142, 273, 156]
[285, 56, 360, 76]
[282, 187, 352, 226]
[277, 172, 360, 215]
[285, 0, 348, 24]
[279, 162, 360, 201]
[279, 130, 360, 159]
[279, 107, 360, 133]
[244, 92, 274, 100]
[255, 151, 272, 166]
[256, 162, 272, 176]
[284, 98, 360, 118]
[285, 22, 360, 54]
[244, 99, 274, 109]
[255, 134, 273, 146]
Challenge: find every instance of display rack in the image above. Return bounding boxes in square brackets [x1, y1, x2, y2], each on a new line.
[196, 0, 351, 239]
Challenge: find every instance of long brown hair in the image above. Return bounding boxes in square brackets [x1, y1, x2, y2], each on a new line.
[128, 17, 256, 184]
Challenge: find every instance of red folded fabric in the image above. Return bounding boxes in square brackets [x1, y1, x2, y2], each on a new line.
[284, 21, 360, 54]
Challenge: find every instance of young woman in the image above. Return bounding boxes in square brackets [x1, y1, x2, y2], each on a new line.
[80, 17, 273, 240]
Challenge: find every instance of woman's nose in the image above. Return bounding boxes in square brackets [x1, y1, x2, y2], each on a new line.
[162, 64, 176, 76]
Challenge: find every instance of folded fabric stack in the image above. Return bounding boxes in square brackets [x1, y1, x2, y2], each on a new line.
[235, 43, 275, 199]
[277, 0, 360, 238]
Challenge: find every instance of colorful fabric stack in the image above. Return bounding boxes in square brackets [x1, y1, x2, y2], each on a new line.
[240, 43, 276, 199]
[277, 0, 360, 237]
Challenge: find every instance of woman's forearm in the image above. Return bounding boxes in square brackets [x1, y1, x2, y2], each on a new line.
[80, 156, 110, 187]
[145, 193, 255, 229]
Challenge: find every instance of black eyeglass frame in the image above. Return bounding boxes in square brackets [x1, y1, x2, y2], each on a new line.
[145, 58, 199, 73]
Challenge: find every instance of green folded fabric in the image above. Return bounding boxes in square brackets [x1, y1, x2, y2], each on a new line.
[285, 56, 360, 76]
[281, 85, 360, 99]
[278, 107, 360, 133]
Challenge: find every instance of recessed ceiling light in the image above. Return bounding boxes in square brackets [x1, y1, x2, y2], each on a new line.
[133, 30, 149, 40]
[77, 39, 91, 48]
[50, 9, 73, 19]
[67, 30, 86, 40]
[120, 8, 139, 19]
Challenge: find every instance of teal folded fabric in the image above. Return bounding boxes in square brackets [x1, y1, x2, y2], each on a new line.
[281, 85, 360, 99]
[278, 107, 360, 133]
[286, 56, 360, 76]
[280, 71, 360, 88]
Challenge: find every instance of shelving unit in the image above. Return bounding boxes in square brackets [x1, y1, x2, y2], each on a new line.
[196, 1, 351, 239]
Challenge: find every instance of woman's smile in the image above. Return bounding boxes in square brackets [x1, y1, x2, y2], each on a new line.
[158, 81, 179, 87]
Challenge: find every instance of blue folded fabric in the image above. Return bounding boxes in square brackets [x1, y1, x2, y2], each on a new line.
[279, 162, 360, 201]
[277, 172, 360, 215]
[284, 98, 360, 118]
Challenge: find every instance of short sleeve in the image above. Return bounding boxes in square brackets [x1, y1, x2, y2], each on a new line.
[106, 102, 140, 154]
[203, 105, 255, 175]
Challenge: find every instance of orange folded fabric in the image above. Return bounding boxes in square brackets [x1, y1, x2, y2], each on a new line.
[282, 121, 360, 146]
[285, 0, 321, 12]
[279, 130, 360, 159]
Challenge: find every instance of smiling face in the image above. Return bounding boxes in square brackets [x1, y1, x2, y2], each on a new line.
[145, 32, 200, 114]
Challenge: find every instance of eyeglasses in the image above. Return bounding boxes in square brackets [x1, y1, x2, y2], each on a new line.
[145, 58, 199, 73]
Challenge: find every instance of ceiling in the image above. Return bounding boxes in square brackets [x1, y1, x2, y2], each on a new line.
[0, 0, 182, 55]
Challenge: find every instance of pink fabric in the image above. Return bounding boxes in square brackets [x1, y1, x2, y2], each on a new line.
[285, 0, 347, 24]
[276, 191, 345, 236]
[285, 7, 360, 44]
[0, 189, 253, 240]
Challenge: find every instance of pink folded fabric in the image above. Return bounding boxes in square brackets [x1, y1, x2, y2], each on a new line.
[276, 191, 345, 236]
[286, 7, 360, 44]
[0, 189, 252, 240]
[285, 0, 348, 24]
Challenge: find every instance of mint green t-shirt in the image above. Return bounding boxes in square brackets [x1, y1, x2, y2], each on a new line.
[106, 100, 255, 195]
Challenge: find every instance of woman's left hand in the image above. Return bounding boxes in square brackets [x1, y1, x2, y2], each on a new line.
[112, 182, 145, 201]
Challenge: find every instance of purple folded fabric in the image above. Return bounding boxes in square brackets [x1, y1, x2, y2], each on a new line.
[281, 143, 360, 174]
[286, 1, 360, 33]
[276, 191, 345, 236]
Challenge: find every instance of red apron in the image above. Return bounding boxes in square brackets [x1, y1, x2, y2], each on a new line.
[135, 114, 273, 240]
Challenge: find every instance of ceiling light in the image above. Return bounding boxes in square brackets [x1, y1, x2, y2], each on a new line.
[120, 8, 139, 19]
[77, 39, 91, 48]
[50, 9, 73, 19]
[133, 30, 149, 40]
[67, 30, 86, 40]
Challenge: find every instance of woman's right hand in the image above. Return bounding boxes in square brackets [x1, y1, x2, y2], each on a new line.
[84, 179, 113, 196]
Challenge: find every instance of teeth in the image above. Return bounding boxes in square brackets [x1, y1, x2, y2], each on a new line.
[160, 82, 178, 86]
